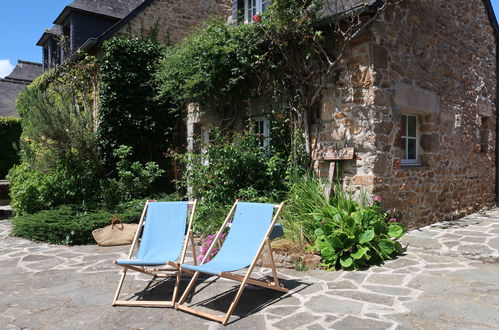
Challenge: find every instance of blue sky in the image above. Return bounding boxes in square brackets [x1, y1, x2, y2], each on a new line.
[1, 0, 499, 77]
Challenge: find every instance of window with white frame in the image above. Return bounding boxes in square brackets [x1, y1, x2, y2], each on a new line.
[252, 116, 270, 147]
[400, 114, 420, 166]
[244, 0, 267, 23]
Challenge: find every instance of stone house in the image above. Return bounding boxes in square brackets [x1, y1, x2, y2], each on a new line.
[37, 0, 231, 67]
[0, 60, 43, 118]
[33, 0, 498, 228]
[187, 0, 499, 228]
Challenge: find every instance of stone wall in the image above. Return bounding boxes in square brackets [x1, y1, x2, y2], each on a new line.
[117, 0, 231, 44]
[316, 0, 497, 228]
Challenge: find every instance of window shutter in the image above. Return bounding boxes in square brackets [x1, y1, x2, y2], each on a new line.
[232, 0, 244, 22]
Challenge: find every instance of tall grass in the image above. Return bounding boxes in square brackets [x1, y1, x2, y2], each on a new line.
[282, 173, 372, 247]
[281, 172, 329, 246]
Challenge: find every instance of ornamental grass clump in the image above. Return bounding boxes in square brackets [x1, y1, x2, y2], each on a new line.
[314, 192, 405, 270]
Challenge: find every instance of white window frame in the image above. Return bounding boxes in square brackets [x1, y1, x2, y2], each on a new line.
[253, 116, 270, 148]
[400, 114, 421, 166]
[244, 0, 263, 23]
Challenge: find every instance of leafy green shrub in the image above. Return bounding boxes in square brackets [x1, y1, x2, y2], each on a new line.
[11, 204, 142, 245]
[175, 129, 289, 234]
[98, 37, 176, 174]
[10, 56, 102, 215]
[11, 195, 179, 245]
[8, 150, 102, 215]
[101, 145, 165, 206]
[314, 190, 405, 270]
[0, 117, 22, 178]
[156, 20, 269, 116]
[280, 172, 329, 246]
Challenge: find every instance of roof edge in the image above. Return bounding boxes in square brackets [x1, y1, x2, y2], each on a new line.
[53, 6, 122, 25]
[483, 0, 499, 38]
[80, 0, 156, 52]
[17, 60, 42, 66]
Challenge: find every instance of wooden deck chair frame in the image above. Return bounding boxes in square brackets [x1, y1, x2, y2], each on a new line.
[112, 199, 198, 307]
[175, 200, 288, 325]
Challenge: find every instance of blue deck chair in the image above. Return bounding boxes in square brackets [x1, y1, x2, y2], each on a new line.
[176, 200, 287, 325]
[112, 200, 198, 307]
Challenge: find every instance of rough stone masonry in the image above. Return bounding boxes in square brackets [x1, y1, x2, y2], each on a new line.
[313, 0, 497, 228]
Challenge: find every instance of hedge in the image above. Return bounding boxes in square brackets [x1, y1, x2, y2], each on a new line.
[11, 200, 145, 245]
[0, 117, 21, 178]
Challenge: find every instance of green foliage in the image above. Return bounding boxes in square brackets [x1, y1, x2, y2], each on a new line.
[8, 151, 102, 215]
[98, 38, 176, 174]
[156, 20, 270, 116]
[0, 117, 22, 178]
[11, 195, 180, 245]
[281, 172, 329, 246]
[101, 145, 165, 206]
[175, 129, 289, 234]
[282, 174, 405, 270]
[10, 56, 102, 215]
[313, 186, 405, 270]
[17, 57, 99, 164]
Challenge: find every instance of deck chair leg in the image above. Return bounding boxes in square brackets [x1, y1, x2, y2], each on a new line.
[265, 238, 281, 288]
[171, 269, 182, 304]
[112, 268, 128, 306]
[177, 271, 200, 306]
[222, 267, 256, 325]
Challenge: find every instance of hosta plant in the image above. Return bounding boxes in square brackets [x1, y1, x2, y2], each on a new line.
[314, 195, 405, 270]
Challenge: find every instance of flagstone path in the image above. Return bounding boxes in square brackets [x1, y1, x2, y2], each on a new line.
[1, 209, 499, 329]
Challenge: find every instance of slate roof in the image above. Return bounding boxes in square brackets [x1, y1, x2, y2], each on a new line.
[0, 80, 26, 117]
[36, 25, 63, 46]
[54, 0, 145, 24]
[0, 61, 42, 118]
[5, 61, 43, 82]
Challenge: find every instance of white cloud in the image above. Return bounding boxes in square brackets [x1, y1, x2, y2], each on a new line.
[0, 59, 15, 78]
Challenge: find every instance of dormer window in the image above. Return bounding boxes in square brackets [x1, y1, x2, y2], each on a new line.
[244, 0, 268, 23]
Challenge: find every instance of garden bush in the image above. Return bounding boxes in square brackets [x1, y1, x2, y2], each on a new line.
[98, 38, 176, 175]
[175, 129, 289, 234]
[0, 117, 22, 178]
[282, 173, 405, 270]
[315, 189, 405, 270]
[11, 195, 179, 245]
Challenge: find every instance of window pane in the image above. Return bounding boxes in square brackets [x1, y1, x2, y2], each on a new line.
[407, 116, 416, 137]
[401, 115, 406, 136]
[401, 137, 407, 157]
[407, 139, 416, 159]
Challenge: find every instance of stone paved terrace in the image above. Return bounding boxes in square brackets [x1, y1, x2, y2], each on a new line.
[1, 209, 499, 329]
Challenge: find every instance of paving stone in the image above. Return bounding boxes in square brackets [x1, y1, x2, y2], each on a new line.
[307, 322, 325, 330]
[327, 280, 357, 290]
[384, 257, 419, 269]
[272, 312, 319, 329]
[341, 271, 368, 283]
[456, 244, 493, 256]
[366, 273, 406, 286]
[332, 290, 395, 306]
[400, 236, 442, 250]
[332, 316, 393, 329]
[306, 295, 363, 314]
[443, 241, 460, 249]
[363, 285, 412, 296]
[488, 237, 499, 249]
[460, 236, 489, 243]
[453, 230, 490, 237]
[439, 233, 463, 240]
[266, 305, 301, 317]
[21, 254, 53, 262]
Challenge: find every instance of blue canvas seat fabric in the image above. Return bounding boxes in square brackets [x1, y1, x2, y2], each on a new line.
[115, 202, 189, 266]
[181, 202, 275, 276]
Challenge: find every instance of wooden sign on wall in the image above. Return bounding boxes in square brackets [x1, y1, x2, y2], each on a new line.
[316, 147, 355, 161]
